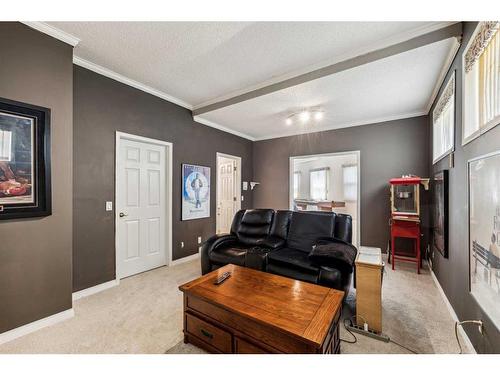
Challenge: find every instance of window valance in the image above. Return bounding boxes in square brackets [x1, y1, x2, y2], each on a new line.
[464, 21, 499, 73]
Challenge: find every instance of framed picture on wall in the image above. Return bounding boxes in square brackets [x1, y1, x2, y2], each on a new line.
[0, 97, 51, 220]
[182, 163, 210, 220]
[468, 151, 500, 329]
[432, 170, 448, 258]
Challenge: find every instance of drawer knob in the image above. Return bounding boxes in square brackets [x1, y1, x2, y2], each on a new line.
[200, 328, 213, 339]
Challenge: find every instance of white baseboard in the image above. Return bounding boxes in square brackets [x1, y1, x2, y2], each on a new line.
[72, 279, 119, 301]
[170, 252, 200, 266]
[430, 269, 477, 354]
[0, 308, 74, 345]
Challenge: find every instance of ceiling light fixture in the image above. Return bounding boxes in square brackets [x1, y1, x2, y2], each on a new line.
[285, 108, 324, 126]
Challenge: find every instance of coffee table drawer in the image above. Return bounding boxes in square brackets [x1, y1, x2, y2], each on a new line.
[234, 337, 268, 354]
[186, 313, 232, 352]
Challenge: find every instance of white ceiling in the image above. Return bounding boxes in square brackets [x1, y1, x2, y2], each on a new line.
[199, 37, 457, 140]
[45, 21, 458, 140]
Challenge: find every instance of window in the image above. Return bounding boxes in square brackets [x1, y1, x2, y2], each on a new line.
[463, 22, 500, 144]
[293, 171, 300, 199]
[433, 73, 455, 163]
[0, 129, 12, 162]
[343, 164, 358, 201]
[309, 168, 328, 201]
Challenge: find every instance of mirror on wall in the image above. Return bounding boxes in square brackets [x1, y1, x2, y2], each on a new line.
[290, 151, 360, 247]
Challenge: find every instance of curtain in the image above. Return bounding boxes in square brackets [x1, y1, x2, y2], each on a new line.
[310, 169, 327, 201]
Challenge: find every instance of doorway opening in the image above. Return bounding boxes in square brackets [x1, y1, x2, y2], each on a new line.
[289, 151, 361, 247]
[115, 132, 173, 280]
[216, 152, 242, 234]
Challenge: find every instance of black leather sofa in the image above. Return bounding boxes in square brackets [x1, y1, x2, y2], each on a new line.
[201, 209, 355, 294]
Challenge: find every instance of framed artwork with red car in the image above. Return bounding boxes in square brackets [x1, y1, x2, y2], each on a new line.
[0, 97, 51, 219]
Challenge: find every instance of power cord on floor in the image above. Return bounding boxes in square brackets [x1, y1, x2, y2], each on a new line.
[340, 315, 419, 354]
[455, 320, 483, 354]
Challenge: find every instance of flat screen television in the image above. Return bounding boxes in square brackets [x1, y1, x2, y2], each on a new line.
[432, 170, 449, 258]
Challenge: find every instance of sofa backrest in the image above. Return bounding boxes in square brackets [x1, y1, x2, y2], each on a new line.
[269, 210, 293, 240]
[230, 209, 352, 248]
[233, 209, 274, 246]
[286, 211, 336, 252]
[334, 213, 353, 243]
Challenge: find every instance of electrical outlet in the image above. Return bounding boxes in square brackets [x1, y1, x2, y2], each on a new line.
[241, 195, 244, 201]
[181, 241, 184, 248]
[198, 236, 202, 244]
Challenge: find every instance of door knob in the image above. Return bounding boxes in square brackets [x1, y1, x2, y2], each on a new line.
[119, 212, 128, 218]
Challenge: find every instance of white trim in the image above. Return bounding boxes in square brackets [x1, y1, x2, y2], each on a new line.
[289, 150, 361, 249]
[0, 309, 74, 345]
[216, 152, 242, 234]
[74, 56, 193, 110]
[72, 279, 119, 301]
[254, 111, 427, 141]
[430, 269, 477, 354]
[21, 22, 80, 47]
[193, 115, 256, 141]
[115, 131, 174, 280]
[170, 252, 200, 266]
[194, 22, 459, 110]
[425, 37, 461, 114]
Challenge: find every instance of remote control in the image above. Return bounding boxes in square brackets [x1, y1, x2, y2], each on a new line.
[214, 271, 231, 285]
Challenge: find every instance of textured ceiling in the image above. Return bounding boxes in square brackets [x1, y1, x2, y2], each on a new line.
[47, 21, 456, 139]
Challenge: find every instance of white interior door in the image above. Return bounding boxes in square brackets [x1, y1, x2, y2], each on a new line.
[217, 157, 236, 234]
[117, 138, 166, 279]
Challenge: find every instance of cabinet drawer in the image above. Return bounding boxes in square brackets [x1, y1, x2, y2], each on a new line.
[234, 337, 269, 354]
[185, 313, 232, 352]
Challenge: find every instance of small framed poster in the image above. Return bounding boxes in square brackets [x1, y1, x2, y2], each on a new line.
[182, 164, 210, 220]
[0, 97, 51, 219]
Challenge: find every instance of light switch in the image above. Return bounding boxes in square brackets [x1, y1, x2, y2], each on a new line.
[242, 181, 248, 191]
[106, 201, 113, 211]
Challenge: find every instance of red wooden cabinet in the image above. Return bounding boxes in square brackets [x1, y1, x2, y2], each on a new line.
[389, 176, 429, 274]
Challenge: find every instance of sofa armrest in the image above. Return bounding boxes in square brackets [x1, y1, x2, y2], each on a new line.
[200, 234, 237, 274]
[260, 236, 286, 250]
[318, 266, 353, 295]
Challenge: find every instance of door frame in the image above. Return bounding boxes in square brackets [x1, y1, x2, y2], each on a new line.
[115, 131, 173, 281]
[216, 152, 242, 234]
[289, 150, 361, 248]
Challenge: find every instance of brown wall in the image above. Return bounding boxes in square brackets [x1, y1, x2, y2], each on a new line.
[0, 23, 73, 333]
[73, 66, 253, 292]
[429, 22, 500, 353]
[253, 116, 430, 251]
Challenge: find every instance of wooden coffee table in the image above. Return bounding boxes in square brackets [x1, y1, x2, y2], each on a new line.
[179, 264, 344, 354]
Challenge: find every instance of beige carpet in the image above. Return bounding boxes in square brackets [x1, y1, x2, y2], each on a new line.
[0, 257, 470, 354]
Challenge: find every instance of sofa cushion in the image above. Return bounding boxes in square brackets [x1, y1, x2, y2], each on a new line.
[209, 245, 251, 266]
[236, 209, 274, 246]
[267, 263, 319, 284]
[286, 211, 336, 252]
[267, 247, 319, 273]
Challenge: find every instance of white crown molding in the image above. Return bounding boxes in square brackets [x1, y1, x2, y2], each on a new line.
[193, 22, 459, 111]
[425, 36, 462, 114]
[0, 309, 74, 345]
[430, 269, 476, 354]
[72, 279, 119, 301]
[73, 56, 194, 110]
[253, 110, 428, 141]
[193, 115, 256, 141]
[21, 21, 80, 47]
[170, 252, 200, 266]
